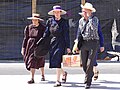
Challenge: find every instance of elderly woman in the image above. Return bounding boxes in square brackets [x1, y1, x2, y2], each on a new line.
[42, 5, 71, 86]
[21, 13, 46, 84]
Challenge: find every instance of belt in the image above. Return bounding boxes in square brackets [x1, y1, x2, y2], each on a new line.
[84, 39, 98, 41]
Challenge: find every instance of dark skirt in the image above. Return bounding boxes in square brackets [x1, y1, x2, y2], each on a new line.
[49, 49, 63, 68]
[23, 38, 45, 71]
[49, 39, 65, 68]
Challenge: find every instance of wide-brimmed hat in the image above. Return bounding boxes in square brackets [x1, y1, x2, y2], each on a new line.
[27, 13, 43, 21]
[48, 5, 67, 15]
[81, 2, 96, 12]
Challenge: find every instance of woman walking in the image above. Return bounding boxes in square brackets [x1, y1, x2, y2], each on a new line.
[40, 5, 71, 86]
[21, 13, 46, 84]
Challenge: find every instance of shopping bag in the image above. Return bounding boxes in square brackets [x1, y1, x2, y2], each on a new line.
[62, 54, 82, 67]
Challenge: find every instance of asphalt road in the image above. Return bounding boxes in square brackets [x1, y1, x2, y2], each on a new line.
[0, 60, 120, 75]
[0, 60, 120, 90]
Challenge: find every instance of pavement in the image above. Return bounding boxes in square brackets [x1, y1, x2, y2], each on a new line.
[0, 61, 120, 90]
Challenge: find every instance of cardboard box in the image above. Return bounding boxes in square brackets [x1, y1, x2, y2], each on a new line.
[62, 54, 82, 67]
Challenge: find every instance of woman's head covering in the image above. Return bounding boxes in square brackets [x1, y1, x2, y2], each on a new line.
[48, 5, 67, 15]
[27, 13, 44, 21]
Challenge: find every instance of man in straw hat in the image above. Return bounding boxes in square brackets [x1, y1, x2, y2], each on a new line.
[21, 13, 46, 84]
[74, 2, 104, 89]
[41, 5, 71, 87]
[77, 3, 105, 80]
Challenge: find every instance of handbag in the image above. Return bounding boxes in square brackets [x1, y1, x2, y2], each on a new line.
[34, 36, 52, 58]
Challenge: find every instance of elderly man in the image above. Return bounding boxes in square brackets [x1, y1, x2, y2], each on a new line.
[75, 2, 104, 89]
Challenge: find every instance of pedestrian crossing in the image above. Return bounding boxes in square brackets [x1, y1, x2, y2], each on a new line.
[0, 74, 120, 90]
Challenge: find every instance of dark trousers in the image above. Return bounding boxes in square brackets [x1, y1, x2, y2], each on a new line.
[80, 40, 99, 84]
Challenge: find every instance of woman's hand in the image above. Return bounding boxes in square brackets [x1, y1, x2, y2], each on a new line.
[21, 48, 25, 56]
[67, 48, 71, 54]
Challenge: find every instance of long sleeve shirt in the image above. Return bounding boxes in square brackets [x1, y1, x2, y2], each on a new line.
[98, 23, 104, 47]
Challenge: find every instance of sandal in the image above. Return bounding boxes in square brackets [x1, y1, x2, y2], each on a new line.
[62, 71, 67, 83]
[27, 79, 34, 84]
[54, 81, 61, 87]
[41, 75, 45, 81]
[94, 70, 99, 81]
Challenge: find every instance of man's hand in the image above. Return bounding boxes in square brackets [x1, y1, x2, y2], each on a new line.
[72, 40, 79, 54]
[100, 47, 104, 52]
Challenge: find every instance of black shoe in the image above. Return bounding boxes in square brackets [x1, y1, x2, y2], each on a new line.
[84, 80, 87, 84]
[94, 70, 99, 81]
[41, 77, 45, 81]
[62, 71, 67, 83]
[85, 83, 91, 89]
[85, 84, 91, 89]
[41, 75, 45, 81]
[27, 79, 34, 84]
[54, 81, 61, 87]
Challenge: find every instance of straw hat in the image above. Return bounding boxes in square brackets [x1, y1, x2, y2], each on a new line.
[81, 2, 96, 12]
[27, 13, 43, 21]
[48, 5, 67, 15]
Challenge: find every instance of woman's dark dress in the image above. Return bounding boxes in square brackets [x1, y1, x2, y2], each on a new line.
[44, 17, 70, 68]
[22, 23, 45, 71]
